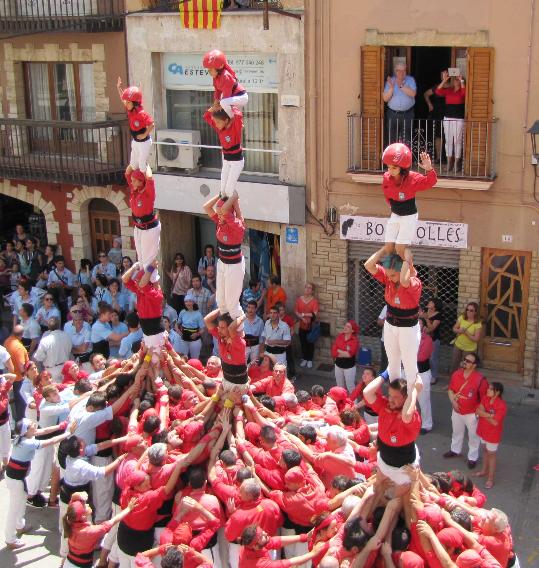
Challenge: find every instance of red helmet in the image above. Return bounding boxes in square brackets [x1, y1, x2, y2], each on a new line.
[202, 49, 227, 70]
[121, 86, 142, 104]
[382, 143, 412, 169]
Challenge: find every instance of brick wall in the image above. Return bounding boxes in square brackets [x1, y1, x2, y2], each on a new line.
[308, 225, 348, 364]
[457, 246, 482, 313]
[524, 252, 539, 387]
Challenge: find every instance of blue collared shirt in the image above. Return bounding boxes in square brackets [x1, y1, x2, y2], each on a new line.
[384, 75, 416, 111]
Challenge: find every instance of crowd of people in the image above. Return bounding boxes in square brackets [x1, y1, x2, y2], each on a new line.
[0, 50, 517, 568]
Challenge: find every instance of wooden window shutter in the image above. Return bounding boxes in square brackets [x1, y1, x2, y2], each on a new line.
[359, 45, 384, 170]
[464, 47, 494, 177]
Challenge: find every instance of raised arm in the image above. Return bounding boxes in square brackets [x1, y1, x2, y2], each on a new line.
[364, 246, 386, 276]
[203, 194, 221, 217]
[229, 313, 246, 339]
[204, 308, 220, 332]
[402, 377, 421, 424]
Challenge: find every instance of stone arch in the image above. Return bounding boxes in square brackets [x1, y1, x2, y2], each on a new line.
[0, 179, 59, 244]
[68, 185, 135, 267]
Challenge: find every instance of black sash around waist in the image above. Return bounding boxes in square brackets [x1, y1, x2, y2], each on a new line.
[244, 334, 259, 347]
[335, 356, 356, 369]
[444, 104, 465, 119]
[133, 212, 159, 230]
[282, 512, 312, 533]
[378, 437, 416, 468]
[140, 317, 164, 337]
[60, 479, 91, 505]
[154, 495, 175, 527]
[67, 549, 93, 568]
[94, 441, 113, 458]
[418, 359, 431, 373]
[389, 197, 417, 216]
[181, 327, 198, 342]
[217, 240, 242, 264]
[0, 408, 9, 426]
[222, 361, 248, 385]
[386, 304, 419, 328]
[118, 521, 155, 556]
[92, 339, 110, 359]
[113, 479, 121, 505]
[265, 345, 286, 355]
[6, 458, 30, 481]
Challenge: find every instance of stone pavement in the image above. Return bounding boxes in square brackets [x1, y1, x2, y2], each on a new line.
[0, 371, 538, 567]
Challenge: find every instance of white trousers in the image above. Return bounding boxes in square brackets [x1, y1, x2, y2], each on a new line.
[451, 410, 481, 461]
[220, 158, 245, 197]
[176, 338, 202, 359]
[26, 443, 54, 496]
[417, 370, 433, 430]
[0, 421, 11, 461]
[91, 455, 114, 523]
[216, 258, 245, 320]
[220, 92, 249, 118]
[129, 137, 152, 172]
[217, 528, 230, 568]
[335, 364, 357, 393]
[60, 499, 69, 556]
[118, 547, 137, 568]
[385, 212, 418, 245]
[47, 363, 64, 383]
[103, 502, 121, 552]
[228, 542, 241, 568]
[384, 321, 420, 392]
[246, 344, 260, 363]
[134, 224, 161, 283]
[377, 448, 420, 486]
[281, 527, 309, 562]
[443, 117, 464, 159]
[5, 477, 27, 544]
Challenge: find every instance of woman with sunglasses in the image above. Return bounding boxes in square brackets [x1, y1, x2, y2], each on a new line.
[475, 382, 507, 488]
[167, 253, 192, 313]
[71, 285, 96, 323]
[35, 293, 61, 333]
[451, 302, 483, 372]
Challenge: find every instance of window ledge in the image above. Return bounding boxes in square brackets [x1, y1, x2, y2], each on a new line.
[347, 172, 494, 191]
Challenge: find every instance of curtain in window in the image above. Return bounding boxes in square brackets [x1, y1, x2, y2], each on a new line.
[79, 63, 96, 121]
[28, 63, 52, 121]
[53, 63, 76, 122]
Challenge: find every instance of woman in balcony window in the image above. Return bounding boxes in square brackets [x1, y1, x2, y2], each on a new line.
[435, 71, 466, 173]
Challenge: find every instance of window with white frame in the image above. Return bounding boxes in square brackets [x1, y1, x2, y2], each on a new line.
[163, 53, 279, 175]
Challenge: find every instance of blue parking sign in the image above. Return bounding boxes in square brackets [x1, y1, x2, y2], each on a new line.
[286, 227, 299, 244]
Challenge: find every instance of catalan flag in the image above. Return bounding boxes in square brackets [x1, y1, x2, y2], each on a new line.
[179, 0, 223, 29]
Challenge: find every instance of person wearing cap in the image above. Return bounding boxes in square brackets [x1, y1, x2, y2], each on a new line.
[203, 192, 245, 322]
[126, 165, 161, 284]
[121, 260, 165, 357]
[363, 371, 422, 493]
[251, 363, 294, 398]
[364, 247, 422, 394]
[379, 143, 437, 262]
[331, 320, 360, 393]
[117, 77, 154, 176]
[176, 292, 205, 359]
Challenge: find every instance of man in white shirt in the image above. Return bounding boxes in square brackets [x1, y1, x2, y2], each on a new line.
[91, 252, 117, 283]
[33, 317, 72, 382]
[64, 306, 92, 370]
[261, 306, 291, 366]
[19, 303, 41, 357]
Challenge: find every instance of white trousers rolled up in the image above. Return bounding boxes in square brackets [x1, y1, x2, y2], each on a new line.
[335, 364, 357, 393]
[129, 137, 152, 172]
[220, 92, 249, 118]
[417, 370, 433, 430]
[216, 257, 245, 320]
[4, 477, 27, 544]
[451, 410, 480, 461]
[384, 320, 420, 392]
[26, 443, 54, 496]
[443, 117, 464, 159]
[134, 224, 161, 283]
[220, 158, 244, 197]
[91, 455, 114, 523]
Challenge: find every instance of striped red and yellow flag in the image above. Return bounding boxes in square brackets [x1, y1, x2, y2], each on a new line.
[179, 0, 223, 29]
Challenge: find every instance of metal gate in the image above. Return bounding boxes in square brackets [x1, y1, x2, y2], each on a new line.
[348, 242, 461, 372]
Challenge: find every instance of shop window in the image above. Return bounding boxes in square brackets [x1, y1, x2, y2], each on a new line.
[166, 89, 278, 175]
[88, 199, 120, 262]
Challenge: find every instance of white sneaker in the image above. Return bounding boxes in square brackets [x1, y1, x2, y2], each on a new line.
[6, 538, 25, 549]
[307, 361, 313, 368]
[300, 360, 307, 368]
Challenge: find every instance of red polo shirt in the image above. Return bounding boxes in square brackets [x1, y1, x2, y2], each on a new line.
[68, 520, 114, 560]
[373, 265, 422, 311]
[125, 279, 163, 320]
[311, 450, 356, 488]
[203, 108, 243, 158]
[120, 486, 168, 531]
[224, 498, 283, 543]
[269, 484, 329, 527]
[477, 396, 507, 443]
[209, 328, 246, 366]
[449, 369, 488, 415]
[127, 174, 156, 217]
[239, 537, 292, 568]
[477, 528, 512, 568]
[252, 376, 295, 397]
[128, 106, 153, 138]
[213, 67, 245, 100]
[331, 333, 360, 360]
[369, 392, 421, 447]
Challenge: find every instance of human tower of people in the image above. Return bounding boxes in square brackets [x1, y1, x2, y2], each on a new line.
[0, 50, 517, 568]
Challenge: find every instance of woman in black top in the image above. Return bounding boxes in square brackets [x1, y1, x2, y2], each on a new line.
[422, 298, 443, 384]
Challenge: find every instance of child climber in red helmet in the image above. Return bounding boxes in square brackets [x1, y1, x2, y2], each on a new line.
[117, 77, 155, 177]
[203, 49, 249, 119]
[381, 144, 437, 261]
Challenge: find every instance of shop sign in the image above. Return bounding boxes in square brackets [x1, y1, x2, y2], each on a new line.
[340, 215, 468, 249]
[164, 53, 278, 90]
[285, 227, 299, 244]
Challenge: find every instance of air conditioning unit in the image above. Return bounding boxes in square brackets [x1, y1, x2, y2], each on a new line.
[156, 129, 201, 171]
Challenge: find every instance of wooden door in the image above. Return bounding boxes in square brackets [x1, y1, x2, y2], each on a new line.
[464, 48, 494, 177]
[480, 248, 531, 373]
[360, 45, 385, 171]
[89, 211, 120, 262]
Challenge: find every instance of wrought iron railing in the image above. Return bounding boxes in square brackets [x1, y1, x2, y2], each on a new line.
[0, 0, 125, 34]
[147, 0, 282, 12]
[347, 114, 498, 180]
[0, 118, 129, 185]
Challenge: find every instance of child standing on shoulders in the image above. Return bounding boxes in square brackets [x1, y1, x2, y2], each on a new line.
[381, 143, 437, 261]
[204, 106, 244, 198]
[203, 49, 248, 118]
[117, 77, 154, 177]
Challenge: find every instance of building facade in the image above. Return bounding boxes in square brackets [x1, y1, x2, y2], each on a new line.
[305, 0, 539, 386]
[0, 0, 137, 267]
[125, 0, 307, 301]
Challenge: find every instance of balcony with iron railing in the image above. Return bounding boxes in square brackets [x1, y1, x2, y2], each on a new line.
[347, 115, 498, 190]
[147, 0, 283, 13]
[0, 117, 129, 186]
[0, 0, 125, 34]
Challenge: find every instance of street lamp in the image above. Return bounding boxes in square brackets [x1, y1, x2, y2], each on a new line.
[527, 121, 539, 165]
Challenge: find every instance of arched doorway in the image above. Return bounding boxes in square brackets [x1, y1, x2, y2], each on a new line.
[0, 194, 47, 247]
[88, 198, 120, 262]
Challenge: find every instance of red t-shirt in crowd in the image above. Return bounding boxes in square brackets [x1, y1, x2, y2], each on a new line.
[294, 296, 319, 331]
[369, 391, 421, 447]
[477, 528, 512, 568]
[209, 328, 246, 366]
[331, 333, 360, 361]
[127, 174, 156, 218]
[252, 376, 295, 397]
[128, 106, 153, 137]
[269, 484, 329, 527]
[448, 369, 488, 415]
[239, 537, 292, 568]
[417, 332, 434, 362]
[120, 486, 168, 530]
[372, 265, 422, 311]
[224, 498, 283, 542]
[476, 395, 507, 443]
[203, 108, 243, 157]
[67, 520, 114, 559]
[125, 279, 163, 320]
